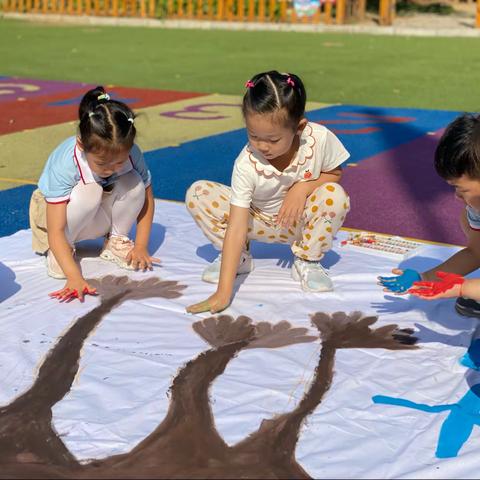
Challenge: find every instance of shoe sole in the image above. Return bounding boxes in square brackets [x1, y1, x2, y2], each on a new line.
[100, 250, 135, 270]
[47, 269, 66, 280]
[455, 302, 480, 319]
[291, 264, 333, 293]
[202, 259, 255, 284]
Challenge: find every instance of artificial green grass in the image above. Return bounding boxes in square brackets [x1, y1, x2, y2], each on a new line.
[1, 17, 480, 110]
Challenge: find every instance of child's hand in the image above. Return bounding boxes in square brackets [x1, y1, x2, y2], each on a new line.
[127, 245, 161, 271]
[276, 183, 308, 229]
[377, 268, 421, 294]
[408, 271, 464, 300]
[49, 279, 97, 303]
[186, 291, 231, 314]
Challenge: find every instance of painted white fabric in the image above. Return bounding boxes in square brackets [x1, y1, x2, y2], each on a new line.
[1, 199, 479, 478]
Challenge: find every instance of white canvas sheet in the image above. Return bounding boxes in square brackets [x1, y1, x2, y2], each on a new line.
[1, 199, 479, 479]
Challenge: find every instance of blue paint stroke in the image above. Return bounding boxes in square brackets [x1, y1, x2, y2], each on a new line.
[373, 336, 480, 458]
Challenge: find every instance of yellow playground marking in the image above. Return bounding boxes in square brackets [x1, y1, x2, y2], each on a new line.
[0, 95, 332, 190]
[0, 177, 37, 185]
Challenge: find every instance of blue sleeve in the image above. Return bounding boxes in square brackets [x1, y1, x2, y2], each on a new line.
[38, 138, 79, 202]
[130, 144, 152, 187]
[466, 206, 480, 230]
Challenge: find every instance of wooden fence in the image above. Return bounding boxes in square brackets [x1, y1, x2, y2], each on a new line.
[1, 0, 479, 27]
[0, 0, 363, 24]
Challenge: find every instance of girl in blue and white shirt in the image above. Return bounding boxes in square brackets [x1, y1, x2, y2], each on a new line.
[30, 86, 157, 302]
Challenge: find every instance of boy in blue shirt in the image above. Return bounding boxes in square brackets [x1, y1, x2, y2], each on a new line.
[379, 113, 480, 317]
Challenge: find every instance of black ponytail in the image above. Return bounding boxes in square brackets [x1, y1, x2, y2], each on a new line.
[78, 86, 136, 154]
[242, 71, 306, 128]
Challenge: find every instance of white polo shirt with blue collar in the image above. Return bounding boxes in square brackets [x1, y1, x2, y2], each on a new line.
[38, 136, 152, 204]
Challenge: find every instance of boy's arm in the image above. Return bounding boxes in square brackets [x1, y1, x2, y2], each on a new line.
[422, 209, 480, 281]
[187, 205, 249, 314]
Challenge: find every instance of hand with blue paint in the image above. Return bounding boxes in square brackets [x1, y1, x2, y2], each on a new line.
[377, 268, 421, 294]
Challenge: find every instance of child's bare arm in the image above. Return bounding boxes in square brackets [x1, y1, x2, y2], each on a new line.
[187, 205, 249, 314]
[128, 185, 159, 270]
[46, 203, 96, 301]
[422, 209, 480, 281]
[277, 167, 342, 228]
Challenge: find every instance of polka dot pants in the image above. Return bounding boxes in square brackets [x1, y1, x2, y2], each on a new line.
[185, 180, 350, 261]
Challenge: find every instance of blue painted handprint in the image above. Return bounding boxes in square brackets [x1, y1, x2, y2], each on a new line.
[378, 268, 421, 294]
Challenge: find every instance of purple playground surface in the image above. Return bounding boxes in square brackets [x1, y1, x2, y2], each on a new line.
[0, 81, 467, 245]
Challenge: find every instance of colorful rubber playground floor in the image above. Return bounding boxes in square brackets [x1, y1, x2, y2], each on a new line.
[0, 75, 465, 244]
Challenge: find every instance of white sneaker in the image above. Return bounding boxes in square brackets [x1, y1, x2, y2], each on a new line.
[202, 251, 254, 284]
[46, 248, 75, 280]
[292, 257, 333, 292]
[100, 235, 135, 270]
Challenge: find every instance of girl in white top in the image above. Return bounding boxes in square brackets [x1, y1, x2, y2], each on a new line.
[30, 86, 158, 302]
[186, 71, 350, 314]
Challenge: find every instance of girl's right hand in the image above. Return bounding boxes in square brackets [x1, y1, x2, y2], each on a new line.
[186, 291, 231, 314]
[49, 278, 97, 303]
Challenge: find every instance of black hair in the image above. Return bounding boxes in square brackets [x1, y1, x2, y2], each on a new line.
[78, 86, 136, 154]
[242, 71, 307, 129]
[434, 113, 480, 180]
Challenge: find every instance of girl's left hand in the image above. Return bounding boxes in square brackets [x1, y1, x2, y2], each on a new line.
[276, 184, 308, 229]
[408, 271, 464, 300]
[127, 245, 160, 271]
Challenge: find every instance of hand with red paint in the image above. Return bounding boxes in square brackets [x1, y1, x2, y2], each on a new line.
[49, 278, 97, 303]
[408, 271, 465, 300]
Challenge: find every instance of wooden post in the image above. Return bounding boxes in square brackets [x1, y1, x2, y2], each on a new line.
[379, 0, 394, 25]
[476, 0, 480, 28]
[268, 0, 274, 20]
[247, 0, 254, 20]
[258, 0, 264, 21]
[237, 0, 244, 20]
[216, 0, 223, 19]
[324, 0, 331, 24]
[357, 0, 366, 20]
[336, 0, 345, 24]
[148, 0, 155, 17]
[280, 0, 286, 21]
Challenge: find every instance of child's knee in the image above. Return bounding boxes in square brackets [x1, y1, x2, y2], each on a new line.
[116, 170, 145, 199]
[186, 180, 209, 212]
[70, 182, 104, 210]
[310, 183, 350, 213]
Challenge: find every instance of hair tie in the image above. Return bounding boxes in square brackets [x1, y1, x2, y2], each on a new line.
[245, 80, 255, 88]
[88, 111, 95, 118]
[286, 77, 295, 87]
[127, 117, 134, 124]
[97, 93, 110, 101]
